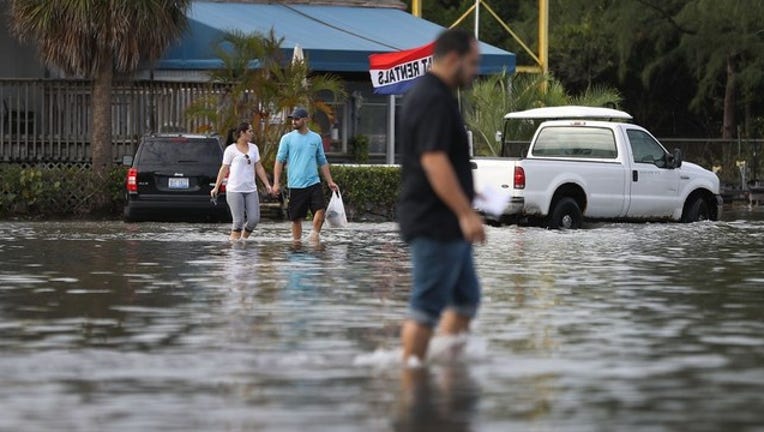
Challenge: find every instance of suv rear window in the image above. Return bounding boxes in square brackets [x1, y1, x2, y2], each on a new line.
[532, 126, 618, 159]
[138, 138, 222, 166]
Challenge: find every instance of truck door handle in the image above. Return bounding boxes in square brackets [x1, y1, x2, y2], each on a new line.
[632, 170, 638, 182]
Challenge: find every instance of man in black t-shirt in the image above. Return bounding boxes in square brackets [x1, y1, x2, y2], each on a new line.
[398, 29, 486, 364]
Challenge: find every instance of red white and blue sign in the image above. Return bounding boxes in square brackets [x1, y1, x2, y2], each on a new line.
[369, 42, 434, 95]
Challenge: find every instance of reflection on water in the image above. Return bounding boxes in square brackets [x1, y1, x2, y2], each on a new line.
[0, 212, 763, 431]
[394, 365, 480, 432]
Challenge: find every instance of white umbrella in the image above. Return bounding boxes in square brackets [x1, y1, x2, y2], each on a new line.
[292, 44, 304, 63]
[292, 44, 308, 88]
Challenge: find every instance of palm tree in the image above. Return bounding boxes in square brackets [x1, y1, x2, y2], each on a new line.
[466, 71, 622, 156]
[185, 30, 346, 170]
[10, 0, 191, 174]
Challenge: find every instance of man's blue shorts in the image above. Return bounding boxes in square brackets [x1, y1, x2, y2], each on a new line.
[408, 237, 481, 328]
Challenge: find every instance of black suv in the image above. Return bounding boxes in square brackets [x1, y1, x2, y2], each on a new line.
[123, 134, 230, 222]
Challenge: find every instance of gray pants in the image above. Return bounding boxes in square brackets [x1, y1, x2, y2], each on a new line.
[226, 191, 260, 232]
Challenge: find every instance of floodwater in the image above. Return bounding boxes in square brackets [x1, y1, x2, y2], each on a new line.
[0, 211, 763, 432]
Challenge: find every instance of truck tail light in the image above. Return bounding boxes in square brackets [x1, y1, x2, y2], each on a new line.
[514, 166, 525, 189]
[126, 168, 138, 192]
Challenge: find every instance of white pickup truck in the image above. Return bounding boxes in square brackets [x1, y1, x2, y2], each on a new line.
[472, 106, 723, 228]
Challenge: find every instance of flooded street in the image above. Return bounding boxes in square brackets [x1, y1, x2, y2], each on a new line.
[1, 211, 763, 431]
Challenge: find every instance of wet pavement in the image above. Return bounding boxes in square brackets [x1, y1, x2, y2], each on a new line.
[0, 210, 763, 431]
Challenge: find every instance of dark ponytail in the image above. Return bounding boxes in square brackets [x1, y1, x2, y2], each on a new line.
[226, 128, 236, 146]
[227, 121, 252, 145]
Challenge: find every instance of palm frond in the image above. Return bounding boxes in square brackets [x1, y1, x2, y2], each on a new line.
[466, 72, 622, 156]
[10, 0, 191, 76]
[184, 30, 347, 168]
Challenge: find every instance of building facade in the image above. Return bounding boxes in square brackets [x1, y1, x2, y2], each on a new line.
[0, 0, 514, 164]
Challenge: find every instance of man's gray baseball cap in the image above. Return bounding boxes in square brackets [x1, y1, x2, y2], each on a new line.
[288, 108, 309, 119]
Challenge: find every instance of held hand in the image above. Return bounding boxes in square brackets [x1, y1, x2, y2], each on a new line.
[272, 184, 281, 196]
[328, 181, 339, 192]
[265, 185, 273, 196]
[210, 187, 219, 198]
[459, 211, 486, 244]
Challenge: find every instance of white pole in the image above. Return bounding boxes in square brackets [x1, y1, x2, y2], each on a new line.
[386, 95, 396, 164]
[474, 0, 480, 40]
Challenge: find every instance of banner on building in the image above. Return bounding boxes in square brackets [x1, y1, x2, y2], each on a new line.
[369, 42, 434, 95]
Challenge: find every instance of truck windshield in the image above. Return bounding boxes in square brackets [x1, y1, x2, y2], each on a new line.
[532, 127, 618, 159]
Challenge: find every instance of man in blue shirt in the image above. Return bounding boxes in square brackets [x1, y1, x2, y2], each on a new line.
[273, 108, 339, 242]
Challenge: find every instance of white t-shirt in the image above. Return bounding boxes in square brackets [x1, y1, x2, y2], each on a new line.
[223, 143, 260, 193]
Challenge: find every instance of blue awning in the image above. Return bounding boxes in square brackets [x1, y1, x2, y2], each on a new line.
[158, 2, 515, 74]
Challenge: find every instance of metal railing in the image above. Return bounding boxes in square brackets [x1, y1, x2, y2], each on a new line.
[661, 138, 763, 186]
[0, 79, 220, 163]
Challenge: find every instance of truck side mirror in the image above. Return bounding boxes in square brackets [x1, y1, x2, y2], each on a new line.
[672, 148, 683, 169]
[494, 131, 503, 143]
[122, 155, 134, 166]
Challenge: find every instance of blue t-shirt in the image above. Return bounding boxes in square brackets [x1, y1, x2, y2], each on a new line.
[276, 130, 328, 189]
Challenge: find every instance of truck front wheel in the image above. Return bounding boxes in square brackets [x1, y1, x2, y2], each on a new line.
[681, 196, 710, 223]
[548, 197, 583, 229]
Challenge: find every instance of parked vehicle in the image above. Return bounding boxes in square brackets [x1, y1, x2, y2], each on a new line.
[123, 134, 230, 222]
[472, 106, 723, 228]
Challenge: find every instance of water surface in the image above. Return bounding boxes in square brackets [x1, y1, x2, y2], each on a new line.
[0, 211, 763, 431]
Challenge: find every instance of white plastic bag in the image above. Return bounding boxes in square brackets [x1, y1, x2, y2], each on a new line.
[325, 189, 348, 228]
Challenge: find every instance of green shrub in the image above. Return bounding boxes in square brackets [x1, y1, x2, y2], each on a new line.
[350, 135, 370, 164]
[0, 165, 22, 216]
[1, 163, 401, 221]
[330, 165, 400, 221]
[0, 165, 128, 219]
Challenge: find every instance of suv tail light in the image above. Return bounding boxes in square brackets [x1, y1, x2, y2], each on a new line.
[220, 173, 228, 193]
[514, 166, 525, 189]
[126, 168, 138, 192]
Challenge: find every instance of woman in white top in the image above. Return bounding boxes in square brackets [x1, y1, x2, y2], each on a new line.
[211, 122, 272, 241]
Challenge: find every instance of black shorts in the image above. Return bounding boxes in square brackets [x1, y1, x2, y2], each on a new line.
[288, 183, 325, 221]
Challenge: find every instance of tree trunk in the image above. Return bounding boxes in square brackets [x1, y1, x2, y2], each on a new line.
[91, 54, 113, 174]
[722, 55, 736, 140]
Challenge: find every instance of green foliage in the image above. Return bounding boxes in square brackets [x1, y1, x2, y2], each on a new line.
[547, 1, 617, 92]
[9, 0, 191, 76]
[19, 168, 47, 207]
[407, 0, 764, 138]
[0, 164, 400, 221]
[596, 0, 764, 137]
[106, 167, 130, 207]
[674, 1, 764, 131]
[350, 135, 370, 164]
[0, 165, 127, 218]
[10, 0, 192, 173]
[184, 30, 347, 170]
[0, 165, 22, 215]
[328, 165, 400, 221]
[465, 71, 622, 156]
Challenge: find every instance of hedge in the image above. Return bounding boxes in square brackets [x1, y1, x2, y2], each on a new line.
[0, 165, 128, 219]
[329, 165, 400, 222]
[0, 164, 401, 221]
